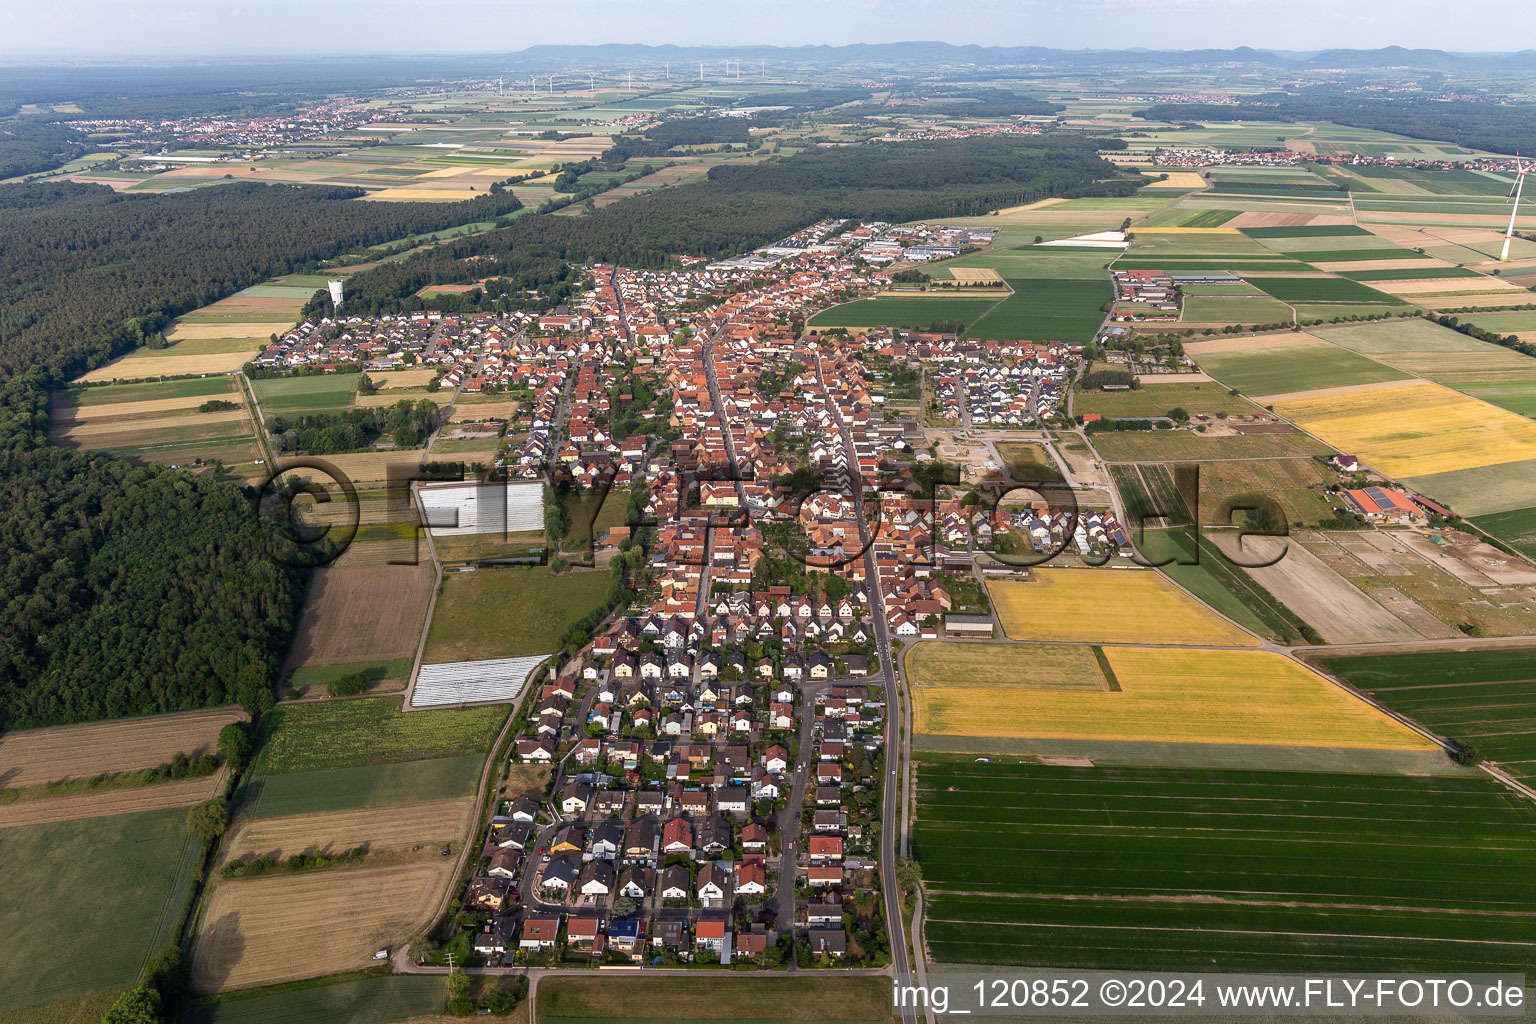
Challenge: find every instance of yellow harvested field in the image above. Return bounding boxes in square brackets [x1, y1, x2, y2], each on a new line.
[165, 321, 295, 341]
[1142, 171, 1207, 189]
[75, 353, 247, 381]
[223, 798, 473, 864]
[948, 268, 1003, 284]
[910, 643, 1435, 750]
[52, 393, 238, 422]
[1369, 277, 1522, 296]
[989, 569, 1258, 647]
[57, 408, 247, 438]
[1184, 333, 1326, 356]
[0, 771, 224, 829]
[0, 708, 244, 789]
[1421, 291, 1536, 308]
[1273, 380, 1536, 478]
[370, 368, 438, 388]
[193, 861, 452, 992]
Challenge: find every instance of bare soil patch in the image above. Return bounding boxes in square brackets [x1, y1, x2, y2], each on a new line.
[1255, 378, 1419, 404]
[192, 861, 452, 992]
[0, 771, 224, 829]
[1208, 534, 1421, 644]
[0, 708, 244, 789]
[222, 798, 473, 864]
[284, 565, 435, 668]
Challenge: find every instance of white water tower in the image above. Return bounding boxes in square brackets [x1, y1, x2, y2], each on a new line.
[327, 279, 345, 310]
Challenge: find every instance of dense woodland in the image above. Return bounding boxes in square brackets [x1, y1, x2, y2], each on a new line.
[0, 182, 522, 729]
[0, 120, 91, 179]
[270, 400, 442, 455]
[1138, 90, 1536, 156]
[332, 137, 1137, 312]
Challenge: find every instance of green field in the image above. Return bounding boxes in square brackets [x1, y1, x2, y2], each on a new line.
[1133, 528, 1292, 642]
[1473, 505, 1536, 559]
[1180, 296, 1296, 324]
[254, 697, 505, 773]
[1089, 428, 1331, 461]
[1240, 225, 1375, 239]
[177, 974, 445, 1024]
[1452, 380, 1536, 417]
[1341, 267, 1482, 281]
[252, 373, 361, 414]
[68, 377, 235, 406]
[286, 658, 414, 692]
[1315, 649, 1536, 783]
[965, 278, 1109, 343]
[422, 565, 611, 662]
[243, 754, 485, 818]
[1077, 381, 1260, 420]
[537, 976, 890, 1022]
[807, 295, 1001, 330]
[917, 758, 1536, 971]
[1243, 277, 1405, 304]
[0, 808, 203, 1013]
[1193, 342, 1410, 397]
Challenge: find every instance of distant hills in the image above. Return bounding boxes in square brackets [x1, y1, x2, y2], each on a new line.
[512, 42, 1536, 72]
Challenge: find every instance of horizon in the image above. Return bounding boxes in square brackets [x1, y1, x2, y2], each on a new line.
[4, 0, 1534, 60]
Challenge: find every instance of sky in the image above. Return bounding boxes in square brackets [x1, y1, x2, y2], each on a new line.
[1, 0, 1532, 58]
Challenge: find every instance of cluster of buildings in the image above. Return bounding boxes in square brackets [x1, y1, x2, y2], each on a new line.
[77, 97, 383, 151]
[840, 222, 999, 265]
[876, 122, 1047, 142]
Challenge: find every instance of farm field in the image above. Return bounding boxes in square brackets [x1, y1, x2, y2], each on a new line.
[988, 568, 1258, 647]
[1474, 505, 1536, 559]
[1453, 380, 1536, 416]
[422, 565, 610, 662]
[254, 698, 505, 774]
[916, 759, 1536, 972]
[908, 642, 1429, 751]
[1194, 457, 1338, 527]
[806, 295, 1001, 330]
[243, 755, 484, 819]
[283, 565, 435, 669]
[1238, 280, 1405, 308]
[1087, 428, 1330, 462]
[1074, 380, 1261, 420]
[49, 375, 262, 468]
[1314, 648, 1536, 784]
[537, 975, 890, 1023]
[1188, 337, 1410, 398]
[193, 861, 454, 992]
[222, 797, 474, 864]
[1272, 380, 1536, 479]
[0, 771, 225, 829]
[994, 441, 1064, 482]
[0, 707, 242, 788]
[964, 277, 1110, 343]
[1206, 534, 1424, 644]
[1131, 529, 1306, 645]
[177, 975, 447, 1024]
[0, 807, 202, 1013]
[1294, 530, 1536, 638]
[252, 372, 361, 415]
[1179, 295, 1295, 324]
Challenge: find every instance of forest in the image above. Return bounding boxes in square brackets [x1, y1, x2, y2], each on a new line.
[0, 182, 522, 728]
[1137, 90, 1536, 156]
[0, 119, 91, 179]
[332, 136, 1137, 312]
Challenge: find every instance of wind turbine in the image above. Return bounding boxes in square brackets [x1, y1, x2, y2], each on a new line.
[589, 74, 595, 94]
[1501, 153, 1529, 262]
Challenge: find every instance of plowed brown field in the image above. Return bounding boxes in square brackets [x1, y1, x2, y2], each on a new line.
[192, 861, 452, 991]
[221, 798, 473, 863]
[0, 708, 244, 788]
